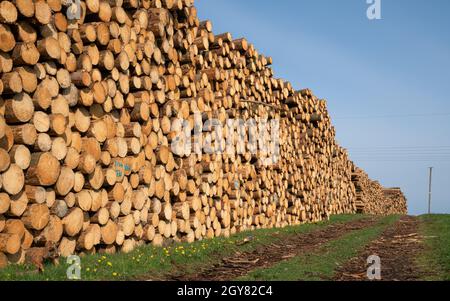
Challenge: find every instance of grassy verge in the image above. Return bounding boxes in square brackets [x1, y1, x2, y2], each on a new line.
[0, 214, 366, 281]
[418, 214, 450, 280]
[238, 215, 400, 281]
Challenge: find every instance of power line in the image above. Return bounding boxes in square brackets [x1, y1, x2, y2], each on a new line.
[334, 112, 450, 120]
[348, 153, 450, 157]
[352, 156, 450, 159]
[350, 151, 450, 154]
[347, 146, 450, 155]
[346, 146, 450, 150]
[353, 160, 450, 162]
[345, 146, 450, 162]
[351, 157, 450, 162]
[352, 155, 450, 156]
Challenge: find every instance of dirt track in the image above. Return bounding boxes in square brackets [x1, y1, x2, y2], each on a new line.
[163, 217, 380, 281]
[140, 216, 431, 281]
[334, 216, 425, 281]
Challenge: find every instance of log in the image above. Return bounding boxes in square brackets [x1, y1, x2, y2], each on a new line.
[0, 215, 5, 232]
[21, 204, 49, 230]
[58, 237, 76, 257]
[0, 193, 10, 214]
[0, 24, 15, 52]
[24, 185, 46, 204]
[77, 225, 97, 251]
[1, 72, 23, 94]
[56, 167, 75, 196]
[26, 152, 61, 186]
[62, 208, 84, 237]
[75, 190, 92, 212]
[4, 93, 34, 123]
[118, 215, 134, 236]
[34, 133, 52, 152]
[34, 0, 52, 25]
[0, 117, 6, 139]
[101, 219, 118, 245]
[51, 137, 68, 160]
[2, 164, 24, 195]
[35, 215, 63, 244]
[37, 37, 61, 60]
[9, 144, 31, 170]
[21, 228, 33, 250]
[12, 0, 34, 18]
[0, 149, 10, 172]
[51, 199, 68, 218]
[32, 85, 52, 110]
[10, 124, 37, 145]
[15, 66, 37, 93]
[0, 233, 21, 254]
[0, 126, 14, 152]
[0, 252, 7, 268]
[91, 207, 109, 225]
[8, 191, 28, 217]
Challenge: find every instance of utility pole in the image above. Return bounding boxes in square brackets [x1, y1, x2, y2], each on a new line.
[428, 167, 433, 214]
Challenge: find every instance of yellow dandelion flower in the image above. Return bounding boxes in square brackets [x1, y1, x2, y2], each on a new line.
[107, 262, 112, 267]
[112, 272, 118, 277]
[86, 268, 90, 272]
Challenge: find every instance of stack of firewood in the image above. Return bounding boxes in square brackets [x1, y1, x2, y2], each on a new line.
[352, 168, 407, 215]
[0, 0, 406, 267]
[383, 188, 408, 215]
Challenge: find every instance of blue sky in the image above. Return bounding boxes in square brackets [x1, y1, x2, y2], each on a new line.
[196, 0, 450, 215]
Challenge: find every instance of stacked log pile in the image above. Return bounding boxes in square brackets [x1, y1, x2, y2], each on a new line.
[383, 188, 408, 215]
[352, 168, 407, 215]
[0, 0, 406, 267]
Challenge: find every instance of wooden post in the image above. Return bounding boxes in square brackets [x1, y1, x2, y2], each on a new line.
[428, 167, 433, 215]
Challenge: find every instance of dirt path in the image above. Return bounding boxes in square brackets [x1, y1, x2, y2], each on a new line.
[334, 216, 424, 281]
[164, 217, 381, 281]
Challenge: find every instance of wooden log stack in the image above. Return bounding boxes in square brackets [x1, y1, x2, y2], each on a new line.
[352, 168, 407, 215]
[382, 187, 408, 215]
[0, 0, 406, 268]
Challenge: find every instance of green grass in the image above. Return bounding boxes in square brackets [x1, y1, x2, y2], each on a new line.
[238, 215, 400, 281]
[418, 214, 450, 280]
[0, 214, 366, 281]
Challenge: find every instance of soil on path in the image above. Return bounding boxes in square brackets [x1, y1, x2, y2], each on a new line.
[334, 216, 424, 281]
[162, 217, 381, 281]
